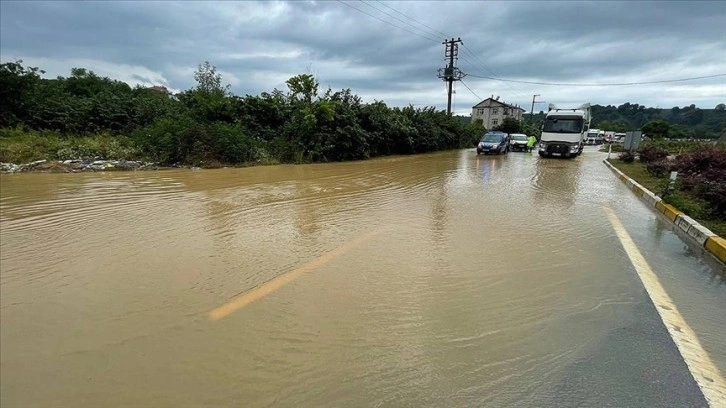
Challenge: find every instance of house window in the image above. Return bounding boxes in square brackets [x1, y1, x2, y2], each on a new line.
[492, 108, 499, 114]
[492, 119, 498, 125]
[477, 109, 484, 115]
[504, 108, 509, 115]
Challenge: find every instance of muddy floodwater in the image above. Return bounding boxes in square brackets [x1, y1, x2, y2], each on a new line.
[2, 148, 725, 407]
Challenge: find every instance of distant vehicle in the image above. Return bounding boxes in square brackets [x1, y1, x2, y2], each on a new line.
[509, 133, 529, 152]
[585, 128, 605, 145]
[613, 132, 626, 142]
[604, 131, 615, 143]
[477, 132, 510, 155]
[539, 103, 591, 158]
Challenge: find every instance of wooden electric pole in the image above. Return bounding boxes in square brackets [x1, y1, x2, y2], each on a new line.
[438, 38, 464, 115]
[530, 94, 540, 123]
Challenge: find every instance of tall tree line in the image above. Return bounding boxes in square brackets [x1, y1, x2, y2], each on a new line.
[0, 61, 485, 164]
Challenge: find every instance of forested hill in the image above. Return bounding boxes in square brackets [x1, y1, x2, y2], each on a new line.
[590, 103, 725, 138]
[463, 103, 725, 139]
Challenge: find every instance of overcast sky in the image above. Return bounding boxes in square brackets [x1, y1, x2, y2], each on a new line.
[1, 1, 725, 115]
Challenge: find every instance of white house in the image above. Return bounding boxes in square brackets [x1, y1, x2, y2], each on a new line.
[471, 96, 525, 129]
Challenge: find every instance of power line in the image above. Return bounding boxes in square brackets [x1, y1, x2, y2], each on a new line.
[371, 1, 531, 102]
[360, 1, 444, 42]
[460, 80, 482, 101]
[335, 0, 440, 43]
[465, 72, 726, 87]
[459, 45, 531, 101]
[373, 0, 450, 39]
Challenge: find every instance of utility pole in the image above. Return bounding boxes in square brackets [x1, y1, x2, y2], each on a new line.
[437, 38, 464, 115]
[530, 94, 540, 123]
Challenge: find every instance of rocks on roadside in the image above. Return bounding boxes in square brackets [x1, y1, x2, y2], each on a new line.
[0, 159, 159, 174]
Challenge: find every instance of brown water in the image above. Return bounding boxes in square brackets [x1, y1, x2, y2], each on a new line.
[1, 149, 724, 407]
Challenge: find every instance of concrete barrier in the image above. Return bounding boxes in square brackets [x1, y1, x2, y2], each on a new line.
[604, 159, 723, 266]
[675, 214, 697, 234]
[705, 237, 726, 264]
[687, 224, 716, 247]
[661, 203, 683, 222]
[632, 183, 646, 197]
[643, 191, 662, 206]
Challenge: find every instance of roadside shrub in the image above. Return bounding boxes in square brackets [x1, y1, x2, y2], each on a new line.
[618, 151, 635, 163]
[639, 139, 724, 155]
[638, 145, 668, 163]
[646, 159, 672, 177]
[672, 149, 726, 218]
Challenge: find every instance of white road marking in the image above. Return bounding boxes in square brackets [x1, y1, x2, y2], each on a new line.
[605, 206, 726, 407]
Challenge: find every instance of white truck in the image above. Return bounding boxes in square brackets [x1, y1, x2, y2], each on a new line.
[539, 103, 592, 158]
[585, 128, 605, 145]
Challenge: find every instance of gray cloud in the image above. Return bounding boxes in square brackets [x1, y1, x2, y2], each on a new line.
[1, 0, 725, 114]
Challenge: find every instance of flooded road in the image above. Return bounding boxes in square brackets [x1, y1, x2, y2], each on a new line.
[2, 148, 724, 407]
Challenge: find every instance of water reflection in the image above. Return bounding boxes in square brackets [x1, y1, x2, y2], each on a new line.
[475, 156, 502, 183]
[530, 158, 583, 211]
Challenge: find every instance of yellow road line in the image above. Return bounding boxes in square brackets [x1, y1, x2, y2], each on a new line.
[209, 227, 387, 321]
[604, 206, 726, 407]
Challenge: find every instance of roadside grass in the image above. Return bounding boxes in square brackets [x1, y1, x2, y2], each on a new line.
[610, 160, 726, 237]
[0, 128, 143, 163]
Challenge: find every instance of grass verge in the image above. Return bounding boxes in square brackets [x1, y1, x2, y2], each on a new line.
[609, 160, 726, 237]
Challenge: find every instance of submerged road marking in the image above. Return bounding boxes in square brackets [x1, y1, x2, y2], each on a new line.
[208, 227, 387, 321]
[604, 207, 726, 407]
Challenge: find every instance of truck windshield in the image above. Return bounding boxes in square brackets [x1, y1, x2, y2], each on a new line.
[543, 117, 583, 133]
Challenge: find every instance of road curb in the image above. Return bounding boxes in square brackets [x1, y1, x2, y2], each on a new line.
[603, 159, 725, 266]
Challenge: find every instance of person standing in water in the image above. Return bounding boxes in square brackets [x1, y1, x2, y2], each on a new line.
[526, 135, 537, 152]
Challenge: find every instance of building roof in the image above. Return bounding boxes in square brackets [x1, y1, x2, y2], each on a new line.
[472, 97, 525, 111]
[147, 85, 171, 94]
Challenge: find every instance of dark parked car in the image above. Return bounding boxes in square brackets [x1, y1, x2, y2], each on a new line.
[477, 132, 510, 155]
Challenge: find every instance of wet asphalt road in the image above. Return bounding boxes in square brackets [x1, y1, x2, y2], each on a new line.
[1, 146, 724, 407]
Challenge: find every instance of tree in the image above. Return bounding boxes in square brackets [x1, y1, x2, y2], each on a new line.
[179, 61, 234, 123]
[194, 61, 228, 94]
[286, 74, 318, 104]
[641, 119, 670, 138]
[494, 117, 521, 134]
[715, 103, 725, 111]
[0, 60, 44, 127]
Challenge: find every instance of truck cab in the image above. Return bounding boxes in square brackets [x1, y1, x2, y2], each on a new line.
[539, 103, 591, 158]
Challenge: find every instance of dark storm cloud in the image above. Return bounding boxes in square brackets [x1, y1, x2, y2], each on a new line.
[1, 1, 724, 113]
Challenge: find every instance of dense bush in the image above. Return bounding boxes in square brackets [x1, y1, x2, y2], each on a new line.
[672, 149, 726, 218]
[1, 61, 485, 166]
[638, 145, 668, 163]
[618, 151, 635, 162]
[646, 159, 672, 177]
